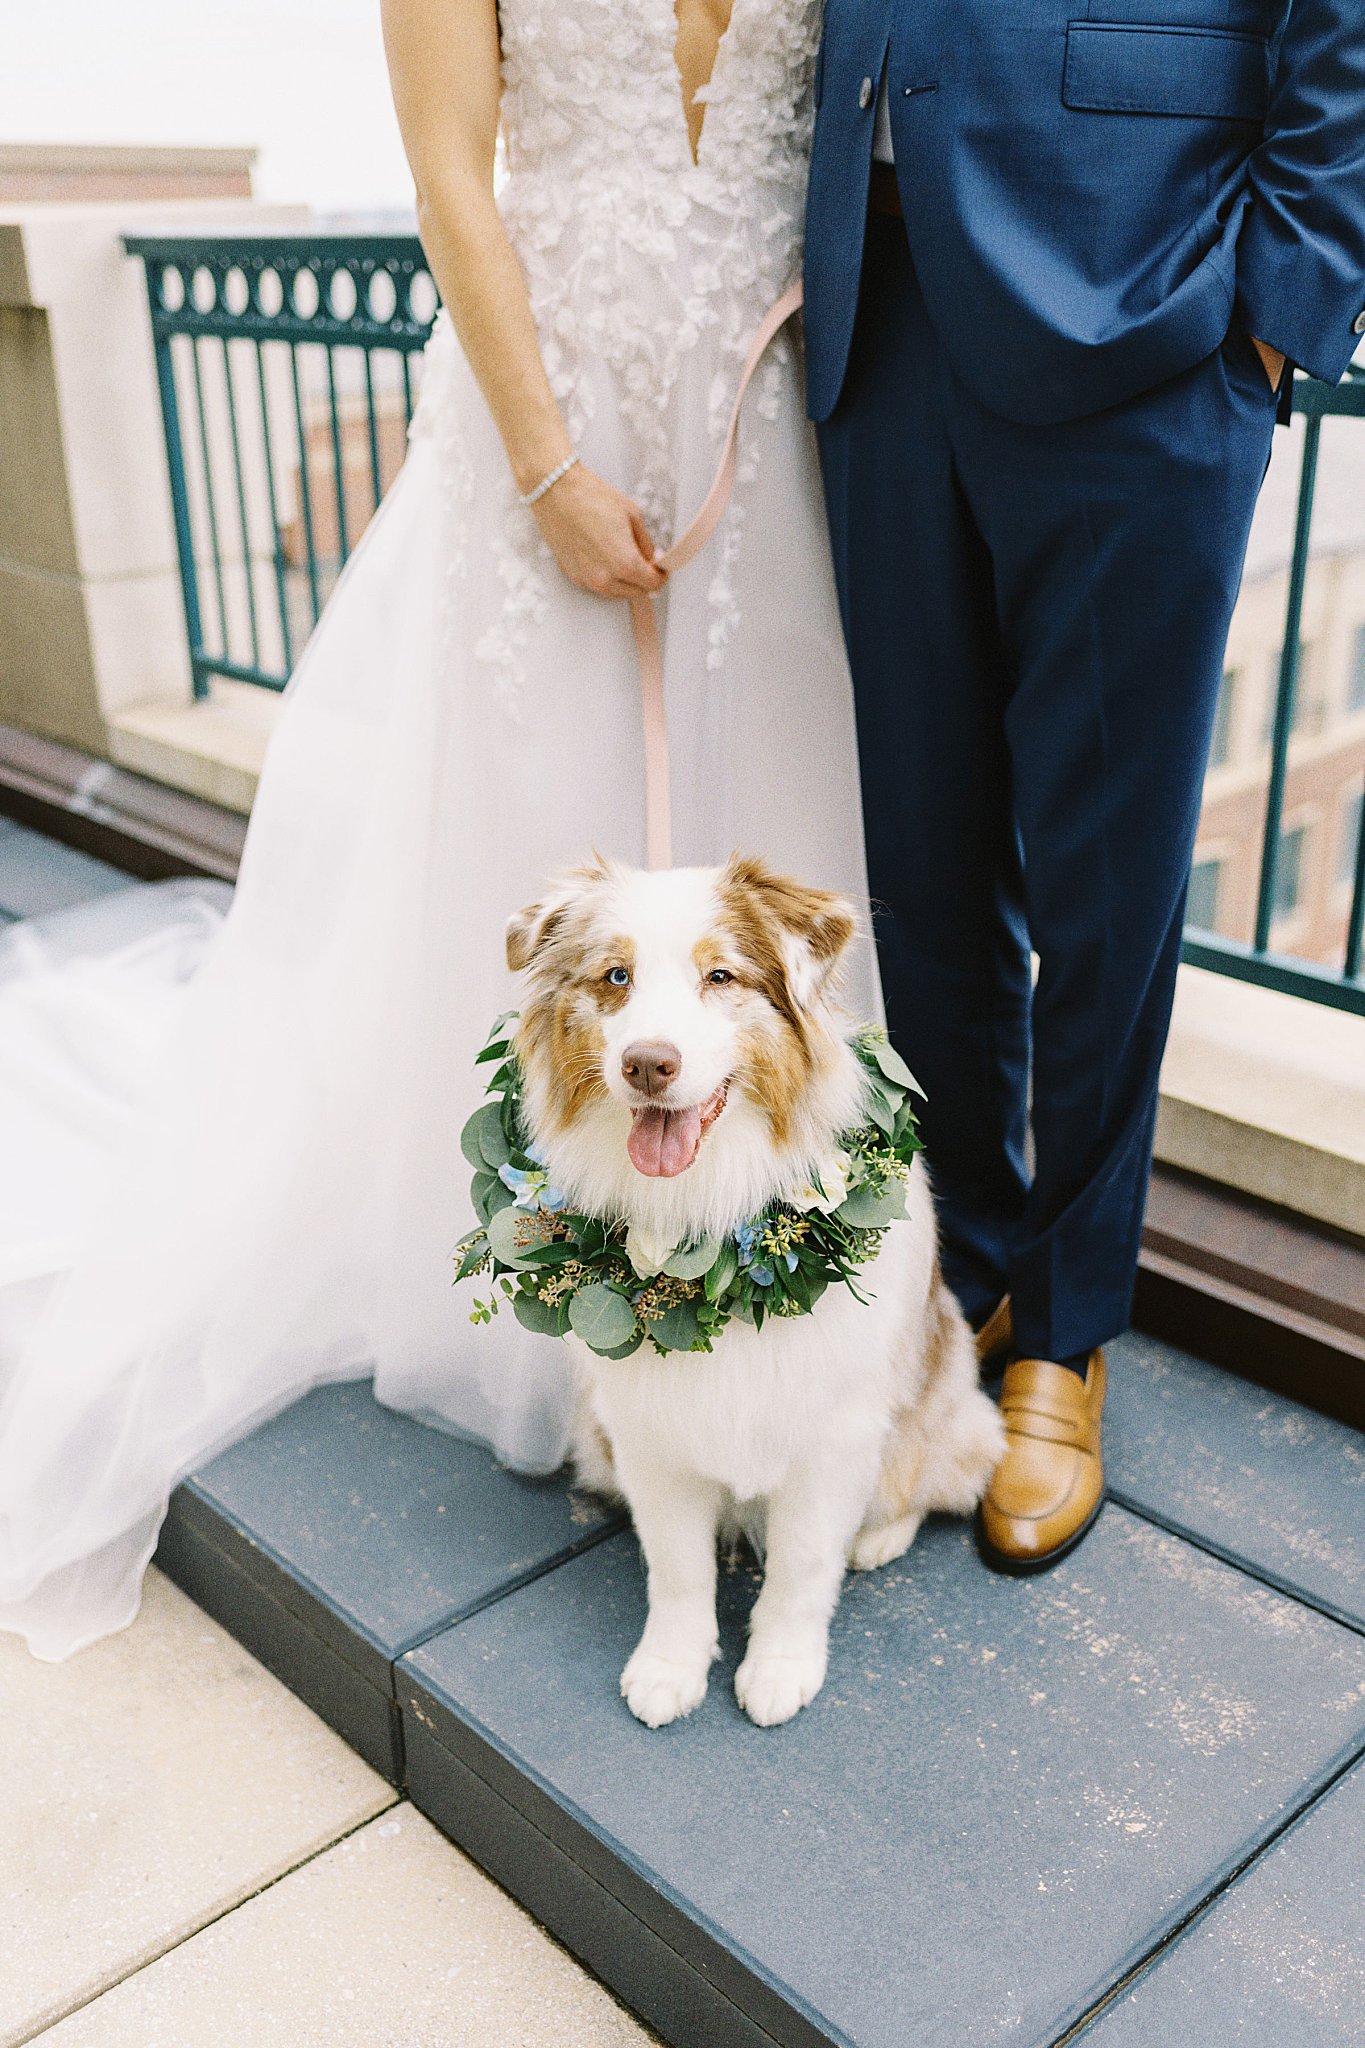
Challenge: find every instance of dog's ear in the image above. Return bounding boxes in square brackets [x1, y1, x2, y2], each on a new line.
[721, 855, 857, 1007]
[506, 896, 565, 973]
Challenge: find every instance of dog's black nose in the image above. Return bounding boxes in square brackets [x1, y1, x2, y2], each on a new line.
[621, 1040, 682, 1096]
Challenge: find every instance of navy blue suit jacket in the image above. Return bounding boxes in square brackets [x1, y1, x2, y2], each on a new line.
[805, 0, 1365, 425]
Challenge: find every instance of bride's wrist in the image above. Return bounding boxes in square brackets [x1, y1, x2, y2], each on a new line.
[519, 451, 580, 508]
[509, 433, 575, 500]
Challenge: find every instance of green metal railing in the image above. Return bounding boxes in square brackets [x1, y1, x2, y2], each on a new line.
[1181, 364, 1365, 1016]
[124, 232, 438, 695]
[127, 233, 1364, 1014]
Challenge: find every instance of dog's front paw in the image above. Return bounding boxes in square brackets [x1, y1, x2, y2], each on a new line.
[735, 1641, 828, 1727]
[850, 1511, 923, 1571]
[620, 1645, 712, 1728]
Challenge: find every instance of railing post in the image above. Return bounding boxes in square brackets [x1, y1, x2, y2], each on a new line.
[1252, 405, 1320, 953]
[1346, 784, 1365, 986]
[147, 306, 211, 701]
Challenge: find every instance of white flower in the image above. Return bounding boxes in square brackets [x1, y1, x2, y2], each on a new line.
[625, 1220, 677, 1279]
[786, 1150, 853, 1214]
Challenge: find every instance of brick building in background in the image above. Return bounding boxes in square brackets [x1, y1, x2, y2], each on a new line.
[1192, 411, 1365, 974]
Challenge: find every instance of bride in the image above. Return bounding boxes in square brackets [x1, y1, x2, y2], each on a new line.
[0, 0, 876, 1657]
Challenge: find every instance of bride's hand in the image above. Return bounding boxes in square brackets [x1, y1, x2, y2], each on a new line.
[531, 465, 667, 601]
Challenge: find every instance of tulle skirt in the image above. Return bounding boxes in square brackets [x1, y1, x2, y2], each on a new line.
[0, 316, 877, 1659]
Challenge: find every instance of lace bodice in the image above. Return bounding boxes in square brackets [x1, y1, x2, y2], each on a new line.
[414, 0, 824, 706]
[500, 0, 821, 203]
[498, 0, 821, 440]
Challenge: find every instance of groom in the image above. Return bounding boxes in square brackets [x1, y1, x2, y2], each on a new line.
[805, 1, 1365, 1570]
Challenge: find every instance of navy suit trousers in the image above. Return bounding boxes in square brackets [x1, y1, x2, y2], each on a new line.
[817, 218, 1278, 1359]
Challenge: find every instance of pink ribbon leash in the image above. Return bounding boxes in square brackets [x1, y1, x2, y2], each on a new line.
[629, 281, 805, 870]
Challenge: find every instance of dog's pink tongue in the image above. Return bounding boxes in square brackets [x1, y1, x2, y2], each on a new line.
[627, 1104, 703, 1177]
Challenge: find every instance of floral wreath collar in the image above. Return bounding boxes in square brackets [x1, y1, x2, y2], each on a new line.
[454, 1016, 924, 1359]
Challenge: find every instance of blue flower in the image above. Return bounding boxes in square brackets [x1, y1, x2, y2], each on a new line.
[734, 1219, 794, 1289]
[498, 1162, 566, 1212]
[734, 1223, 774, 1288]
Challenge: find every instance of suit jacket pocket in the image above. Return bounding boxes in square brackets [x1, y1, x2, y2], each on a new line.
[1063, 22, 1270, 122]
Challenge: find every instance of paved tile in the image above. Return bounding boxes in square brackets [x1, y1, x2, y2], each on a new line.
[33, 1806, 654, 2048]
[0, 824, 130, 920]
[157, 1381, 622, 1777]
[1107, 1331, 1365, 1629]
[1083, 1757, 1365, 2047]
[0, 1568, 394, 2046]
[401, 1507, 1365, 2048]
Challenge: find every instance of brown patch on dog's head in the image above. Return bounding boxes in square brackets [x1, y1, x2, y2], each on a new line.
[717, 856, 856, 1019]
[716, 856, 857, 1147]
[506, 858, 627, 1135]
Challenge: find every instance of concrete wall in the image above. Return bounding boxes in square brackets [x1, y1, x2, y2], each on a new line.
[0, 197, 305, 756]
[0, 144, 257, 204]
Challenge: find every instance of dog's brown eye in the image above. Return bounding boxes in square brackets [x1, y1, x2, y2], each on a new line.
[706, 968, 735, 987]
[605, 966, 631, 988]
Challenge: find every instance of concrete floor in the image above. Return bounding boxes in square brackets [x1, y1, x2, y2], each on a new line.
[1, 1569, 652, 2048]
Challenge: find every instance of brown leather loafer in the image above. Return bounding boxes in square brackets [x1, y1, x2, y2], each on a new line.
[978, 1351, 1106, 1573]
[974, 1295, 1013, 1370]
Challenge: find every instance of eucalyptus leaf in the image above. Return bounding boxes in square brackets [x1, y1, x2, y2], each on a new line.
[461, 1101, 511, 1172]
[568, 1283, 640, 1354]
[513, 1288, 565, 1337]
[663, 1236, 721, 1282]
[784, 1260, 814, 1312]
[652, 1301, 704, 1352]
[835, 1178, 908, 1229]
[704, 1239, 740, 1301]
[872, 1040, 926, 1098]
[862, 1080, 897, 1139]
[453, 1233, 489, 1282]
[596, 1331, 645, 1360]
[487, 1202, 547, 1269]
[518, 1239, 581, 1268]
[460, 1106, 491, 1172]
[480, 1177, 515, 1224]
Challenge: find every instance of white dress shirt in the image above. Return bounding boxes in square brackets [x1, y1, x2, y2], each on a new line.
[873, 74, 895, 164]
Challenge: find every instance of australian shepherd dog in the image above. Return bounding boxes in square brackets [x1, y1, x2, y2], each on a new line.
[506, 854, 1004, 1728]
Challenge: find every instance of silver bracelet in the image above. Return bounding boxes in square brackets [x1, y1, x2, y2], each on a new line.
[518, 451, 579, 507]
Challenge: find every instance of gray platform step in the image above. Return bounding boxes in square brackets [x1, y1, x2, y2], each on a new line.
[152, 1336, 1365, 2048]
[1083, 1754, 1365, 2047]
[158, 1381, 622, 1779]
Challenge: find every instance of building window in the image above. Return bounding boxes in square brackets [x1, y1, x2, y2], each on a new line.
[1209, 669, 1237, 767]
[1339, 788, 1364, 889]
[1187, 858, 1222, 933]
[1349, 626, 1365, 714]
[1273, 823, 1308, 922]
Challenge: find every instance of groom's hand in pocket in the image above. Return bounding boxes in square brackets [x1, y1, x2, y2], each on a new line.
[534, 465, 667, 602]
[1252, 337, 1287, 391]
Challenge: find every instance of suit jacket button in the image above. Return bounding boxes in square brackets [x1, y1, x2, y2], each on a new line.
[858, 76, 875, 109]
[1353, 310, 1365, 335]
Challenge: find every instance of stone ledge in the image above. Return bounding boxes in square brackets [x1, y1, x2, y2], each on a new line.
[106, 681, 280, 813]
[1157, 966, 1365, 1239]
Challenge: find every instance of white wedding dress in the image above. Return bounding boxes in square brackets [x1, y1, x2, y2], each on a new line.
[0, 0, 877, 1658]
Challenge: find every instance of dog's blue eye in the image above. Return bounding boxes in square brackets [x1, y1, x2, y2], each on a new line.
[605, 966, 631, 987]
